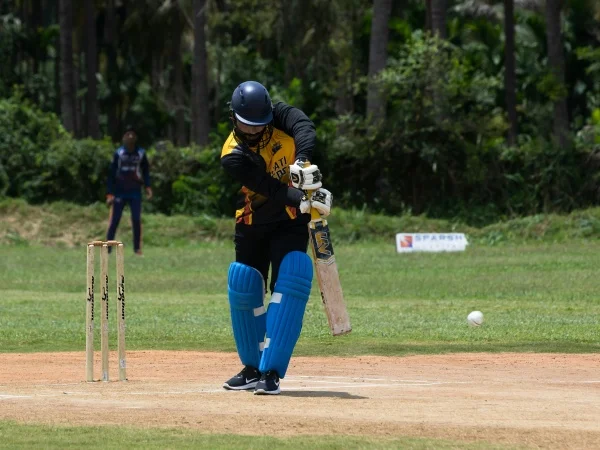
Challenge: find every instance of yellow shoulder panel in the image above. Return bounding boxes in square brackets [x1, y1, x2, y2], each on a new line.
[221, 132, 237, 158]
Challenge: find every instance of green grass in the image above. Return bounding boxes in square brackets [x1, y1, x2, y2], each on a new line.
[1, 241, 598, 355]
[0, 421, 517, 450]
[1, 201, 597, 448]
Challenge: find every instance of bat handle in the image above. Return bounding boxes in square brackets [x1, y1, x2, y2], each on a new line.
[306, 188, 322, 222]
[310, 207, 321, 221]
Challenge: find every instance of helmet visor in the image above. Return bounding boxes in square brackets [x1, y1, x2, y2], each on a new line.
[234, 111, 273, 127]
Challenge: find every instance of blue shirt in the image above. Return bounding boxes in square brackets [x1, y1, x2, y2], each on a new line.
[107, 146, 151, 199]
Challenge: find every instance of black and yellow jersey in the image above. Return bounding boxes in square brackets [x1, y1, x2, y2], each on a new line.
[220, 102, 316, 225]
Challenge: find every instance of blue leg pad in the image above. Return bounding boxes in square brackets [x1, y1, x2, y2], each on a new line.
[228, 262, 267, 369]
[259, 251, 313, 378]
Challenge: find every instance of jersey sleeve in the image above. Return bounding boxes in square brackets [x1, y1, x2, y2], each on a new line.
[106, 151, 119, 195]
[272, 102, 316, 162]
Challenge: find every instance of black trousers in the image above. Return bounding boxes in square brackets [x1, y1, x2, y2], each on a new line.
[234, 218, 309, 294]
[107, 196, 142, 252]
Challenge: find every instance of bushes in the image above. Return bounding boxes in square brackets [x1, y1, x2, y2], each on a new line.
[0, 89, 67, 200]
[40, 138, 115, 204]
[1, 34, 599, 224]
[321, 34, 508, 221]
[0, 92, 116, 204]
[145, 141, 238, 217]
[319, 34, 598, 225]
[0, 91, 238, 216]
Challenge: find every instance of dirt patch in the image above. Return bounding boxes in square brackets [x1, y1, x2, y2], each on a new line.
[1, 351, 599, 449]
[0, 209, 92, 247]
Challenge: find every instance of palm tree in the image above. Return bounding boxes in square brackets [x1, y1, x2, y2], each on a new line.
[426, 0, 432, 30]
[366, 0, 393, 123]
[59, 0, 76, 133]
[31, 0, 43, 75]
[545, 0, 569, 146]
[453, 0, 518, 144]
[104, 0, 119, 140]
[191, 0, 210, 146]
[85, 0, 100, 138]
[428, 0, 448, 123]
[333, 0, 365, 117]
[431, 0, 448, 38]
[171, 7, 187, 146]
[504, 0, 518, 145]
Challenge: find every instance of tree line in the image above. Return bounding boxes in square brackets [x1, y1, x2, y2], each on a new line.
[1, 0, 599, 224]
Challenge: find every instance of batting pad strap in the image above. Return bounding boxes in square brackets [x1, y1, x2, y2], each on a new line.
[228, 263, 267, 369]
[274, 273, 312, 299]
[259, 251, 313, 378]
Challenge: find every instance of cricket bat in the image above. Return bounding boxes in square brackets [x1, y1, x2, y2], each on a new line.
[308, 208, 352, 336]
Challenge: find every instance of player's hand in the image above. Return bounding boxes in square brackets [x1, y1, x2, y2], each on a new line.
[299, 193, 311, 214]
[145, 187, 153, 200]
[289, 160, 322, 190]
[106, 194, 115, 206]
[310, 188, 332, 217]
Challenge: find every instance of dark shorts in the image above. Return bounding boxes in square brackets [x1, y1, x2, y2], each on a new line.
[234, 219, 310, 294]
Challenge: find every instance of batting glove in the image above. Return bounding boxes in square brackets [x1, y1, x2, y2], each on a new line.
[310, 188, 332, 217]
[289, 160, 323, 190]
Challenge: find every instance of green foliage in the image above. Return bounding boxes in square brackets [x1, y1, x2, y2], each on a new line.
[573, 47, 600, 163]
[318, 33, 599, 224]
[0, 90, 115, 204]
[0, 89, 238, 215]
[40, 138, 115, 203]
[147, 141, 237, 217]
[0, 161, 8, 197]
[125, 79, 173, 147]
[0, 89, 67, 200]
[2, 2, 600, 222]
[269, 77, 305, 109]
[323, 34, 507, 223]
[500, 136, 595, 215]
[0, 14, 22, 98]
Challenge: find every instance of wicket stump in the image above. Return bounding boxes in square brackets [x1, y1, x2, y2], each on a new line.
[86, 240, 126, 382]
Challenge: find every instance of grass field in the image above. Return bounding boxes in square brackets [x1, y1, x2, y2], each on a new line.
[0, 421, 516, 450]
[1, 234, 599, 448]
[1, 241, 599, 356]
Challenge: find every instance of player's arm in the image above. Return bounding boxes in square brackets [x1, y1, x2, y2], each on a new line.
[272, 102, 316, 162]
[106, 151, 118, 204]
[274, 103, 325, 210]
[140, 152, 153, 199]
[141, 152, 151, 188]
[221, 147, 306, 209]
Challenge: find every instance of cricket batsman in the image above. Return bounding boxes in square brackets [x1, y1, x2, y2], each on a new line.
[220, 81, 332, 394]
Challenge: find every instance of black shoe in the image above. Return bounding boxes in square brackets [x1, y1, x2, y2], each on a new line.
[223, 366, 261, 390]
[254, 370, 281, 395]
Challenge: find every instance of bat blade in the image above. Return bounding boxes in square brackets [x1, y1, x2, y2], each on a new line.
[308, 210, 351, 336]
